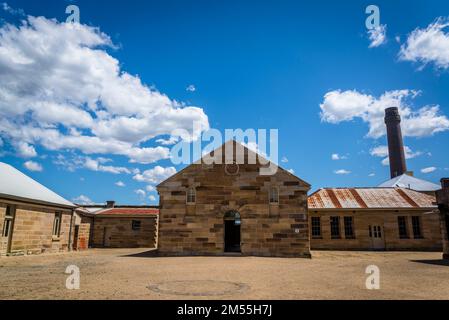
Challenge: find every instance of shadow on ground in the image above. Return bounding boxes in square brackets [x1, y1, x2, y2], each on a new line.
[410, 259, 449, 267]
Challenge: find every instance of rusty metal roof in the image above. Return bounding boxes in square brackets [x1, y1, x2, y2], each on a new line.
[308, 188, 436, 209]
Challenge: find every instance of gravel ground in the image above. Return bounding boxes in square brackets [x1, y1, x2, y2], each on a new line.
[0, 249, 448, 300]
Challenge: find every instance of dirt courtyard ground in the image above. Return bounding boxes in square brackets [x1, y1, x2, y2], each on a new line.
[1, 249, 449, 300]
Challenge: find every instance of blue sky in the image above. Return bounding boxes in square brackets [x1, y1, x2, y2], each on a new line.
[0, 0, 449, 205]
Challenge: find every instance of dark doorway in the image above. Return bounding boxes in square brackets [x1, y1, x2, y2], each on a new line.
[73, 225, 79, 250]
[224, 211, 241, 253]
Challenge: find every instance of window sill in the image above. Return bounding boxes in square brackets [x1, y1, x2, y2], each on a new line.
[52, 236, 61, 242]
[312, 237, 322, 240]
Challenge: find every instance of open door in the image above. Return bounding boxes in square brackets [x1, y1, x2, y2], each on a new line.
[224, 211, 241, 253]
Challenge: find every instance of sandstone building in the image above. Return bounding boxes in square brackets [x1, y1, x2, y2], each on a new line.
[156, 141, 311, 258]
[308, 187, 442, 251]
[436, 178, 449, 260]
[0, 162, 76, 256]
[85, 204, 159, 249]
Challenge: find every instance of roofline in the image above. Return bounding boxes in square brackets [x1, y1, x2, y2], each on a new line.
[157, 139, 311, 188]
[308, 207, 437, 211]
[0, 194, 76, 210]
[94, 214, 159, 218]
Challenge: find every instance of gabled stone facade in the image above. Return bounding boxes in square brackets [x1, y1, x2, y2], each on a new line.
[157, 141, 311, 258]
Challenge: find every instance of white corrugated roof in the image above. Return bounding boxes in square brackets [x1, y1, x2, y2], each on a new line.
[0, 162, 75, 208]
[378, 174, 440, 192]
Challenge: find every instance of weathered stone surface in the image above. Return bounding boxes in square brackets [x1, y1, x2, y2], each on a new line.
[309, 209, 442, 251]
[90, 216, 158, 248]
[157, 142, 311, 258]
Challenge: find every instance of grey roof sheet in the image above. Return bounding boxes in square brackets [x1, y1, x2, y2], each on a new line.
[378, 174, 440, 191]
[0, 162, 75, 208]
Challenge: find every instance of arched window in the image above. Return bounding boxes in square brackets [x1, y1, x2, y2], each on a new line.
[269, 186, 279, 204]
[186, 187, 196, 204]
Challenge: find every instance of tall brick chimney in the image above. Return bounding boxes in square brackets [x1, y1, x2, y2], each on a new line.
[106, 201, 115, 208]
[385, 107, 407, 179]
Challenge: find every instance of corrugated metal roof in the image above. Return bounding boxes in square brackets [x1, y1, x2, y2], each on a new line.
[378, 174, 440, 191]
[0, 162, 75, 208]
[95, 208, 159, 216]
[308, 187, 436, 209]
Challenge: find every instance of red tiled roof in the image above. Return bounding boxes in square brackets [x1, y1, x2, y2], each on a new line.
[96, 208, 159, 216]
[308, 188, 436, 209]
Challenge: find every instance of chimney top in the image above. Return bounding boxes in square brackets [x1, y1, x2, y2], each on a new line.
[106, 201, 115, 208]
[385, 107, 401, 124]
[441, 178, 449, 190]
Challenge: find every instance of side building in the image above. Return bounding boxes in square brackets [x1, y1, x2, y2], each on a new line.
[308, 187, 442, 251]
[0, 162, 76, 256]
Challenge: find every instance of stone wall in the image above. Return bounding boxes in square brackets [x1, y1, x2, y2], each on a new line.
[91, 216, 158, 248]
[0, 201, 73, 256]
[73, 215, 92, 251]
[157, 146, 311, 258]
[310, 210, 442, 251]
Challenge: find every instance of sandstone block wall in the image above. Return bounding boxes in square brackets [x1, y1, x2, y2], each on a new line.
[158, 158, 311, 258]
[310, 210, 442, 251]
[0, 201, 73, 256]
[91, 216, 158, 248]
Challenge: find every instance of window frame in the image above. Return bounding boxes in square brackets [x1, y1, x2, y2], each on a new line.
[311, 216, 322, 239]
[330, 216, 341, 239]
[2, 205, 15, 238]
[186, 187, 196, 204]
[411, 216, 423, 239]
[131, 220, 142, 231]
[52, 212, 62, 237]
[397, 216, 409, 239]
[344, 216, 355, 239]
[269, 186, 279, 205]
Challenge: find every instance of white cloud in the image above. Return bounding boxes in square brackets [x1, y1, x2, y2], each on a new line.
[331, 153, 348, 160]
[115, 181, 125, 187]
[399, 18, 449, 70]
[133, 166, 177, 184]
[1, 2, 24, 16]
[23, 160, 42, 172]
[146, 185, 156, 192]
[148, 195, 157, 202]
[186, 85, 196, 92]
[368, 173, 376, 177]
[15, 142, 37, 158]
[320, 89, 449, 138]
[73, 195, 93, 205]
[334, 169, 351, 175]
[421, 166, 437, 174]
[84, 157, 132, 174]
[281, 157, 288, 163]
[368, 24, 387, 48]
[370, 145, 423, 166]
[135, 189, 146, 199]
[156, 136, 179, 146]
[0, 16, 209, 164]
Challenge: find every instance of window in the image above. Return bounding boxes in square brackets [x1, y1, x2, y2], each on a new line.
[132, 220, 142, 231]
[2, 219, 12, 237]
[371, 226, 382, 238]
[398, 216, 409, 239]
[186, 187, 196, 204]
[330, 216, 341, 239]
[269, 187, 279, 204]
[412, 216, 423, 239]
[2, 205, 14, 238]
[311, 217, 321, 238]
[52, 212, 62, 236]
[344, 217, 355, 239]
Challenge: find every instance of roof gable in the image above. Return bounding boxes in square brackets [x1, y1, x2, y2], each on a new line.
[157, 140, 310, 188]
[378, 174, 440, 191]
